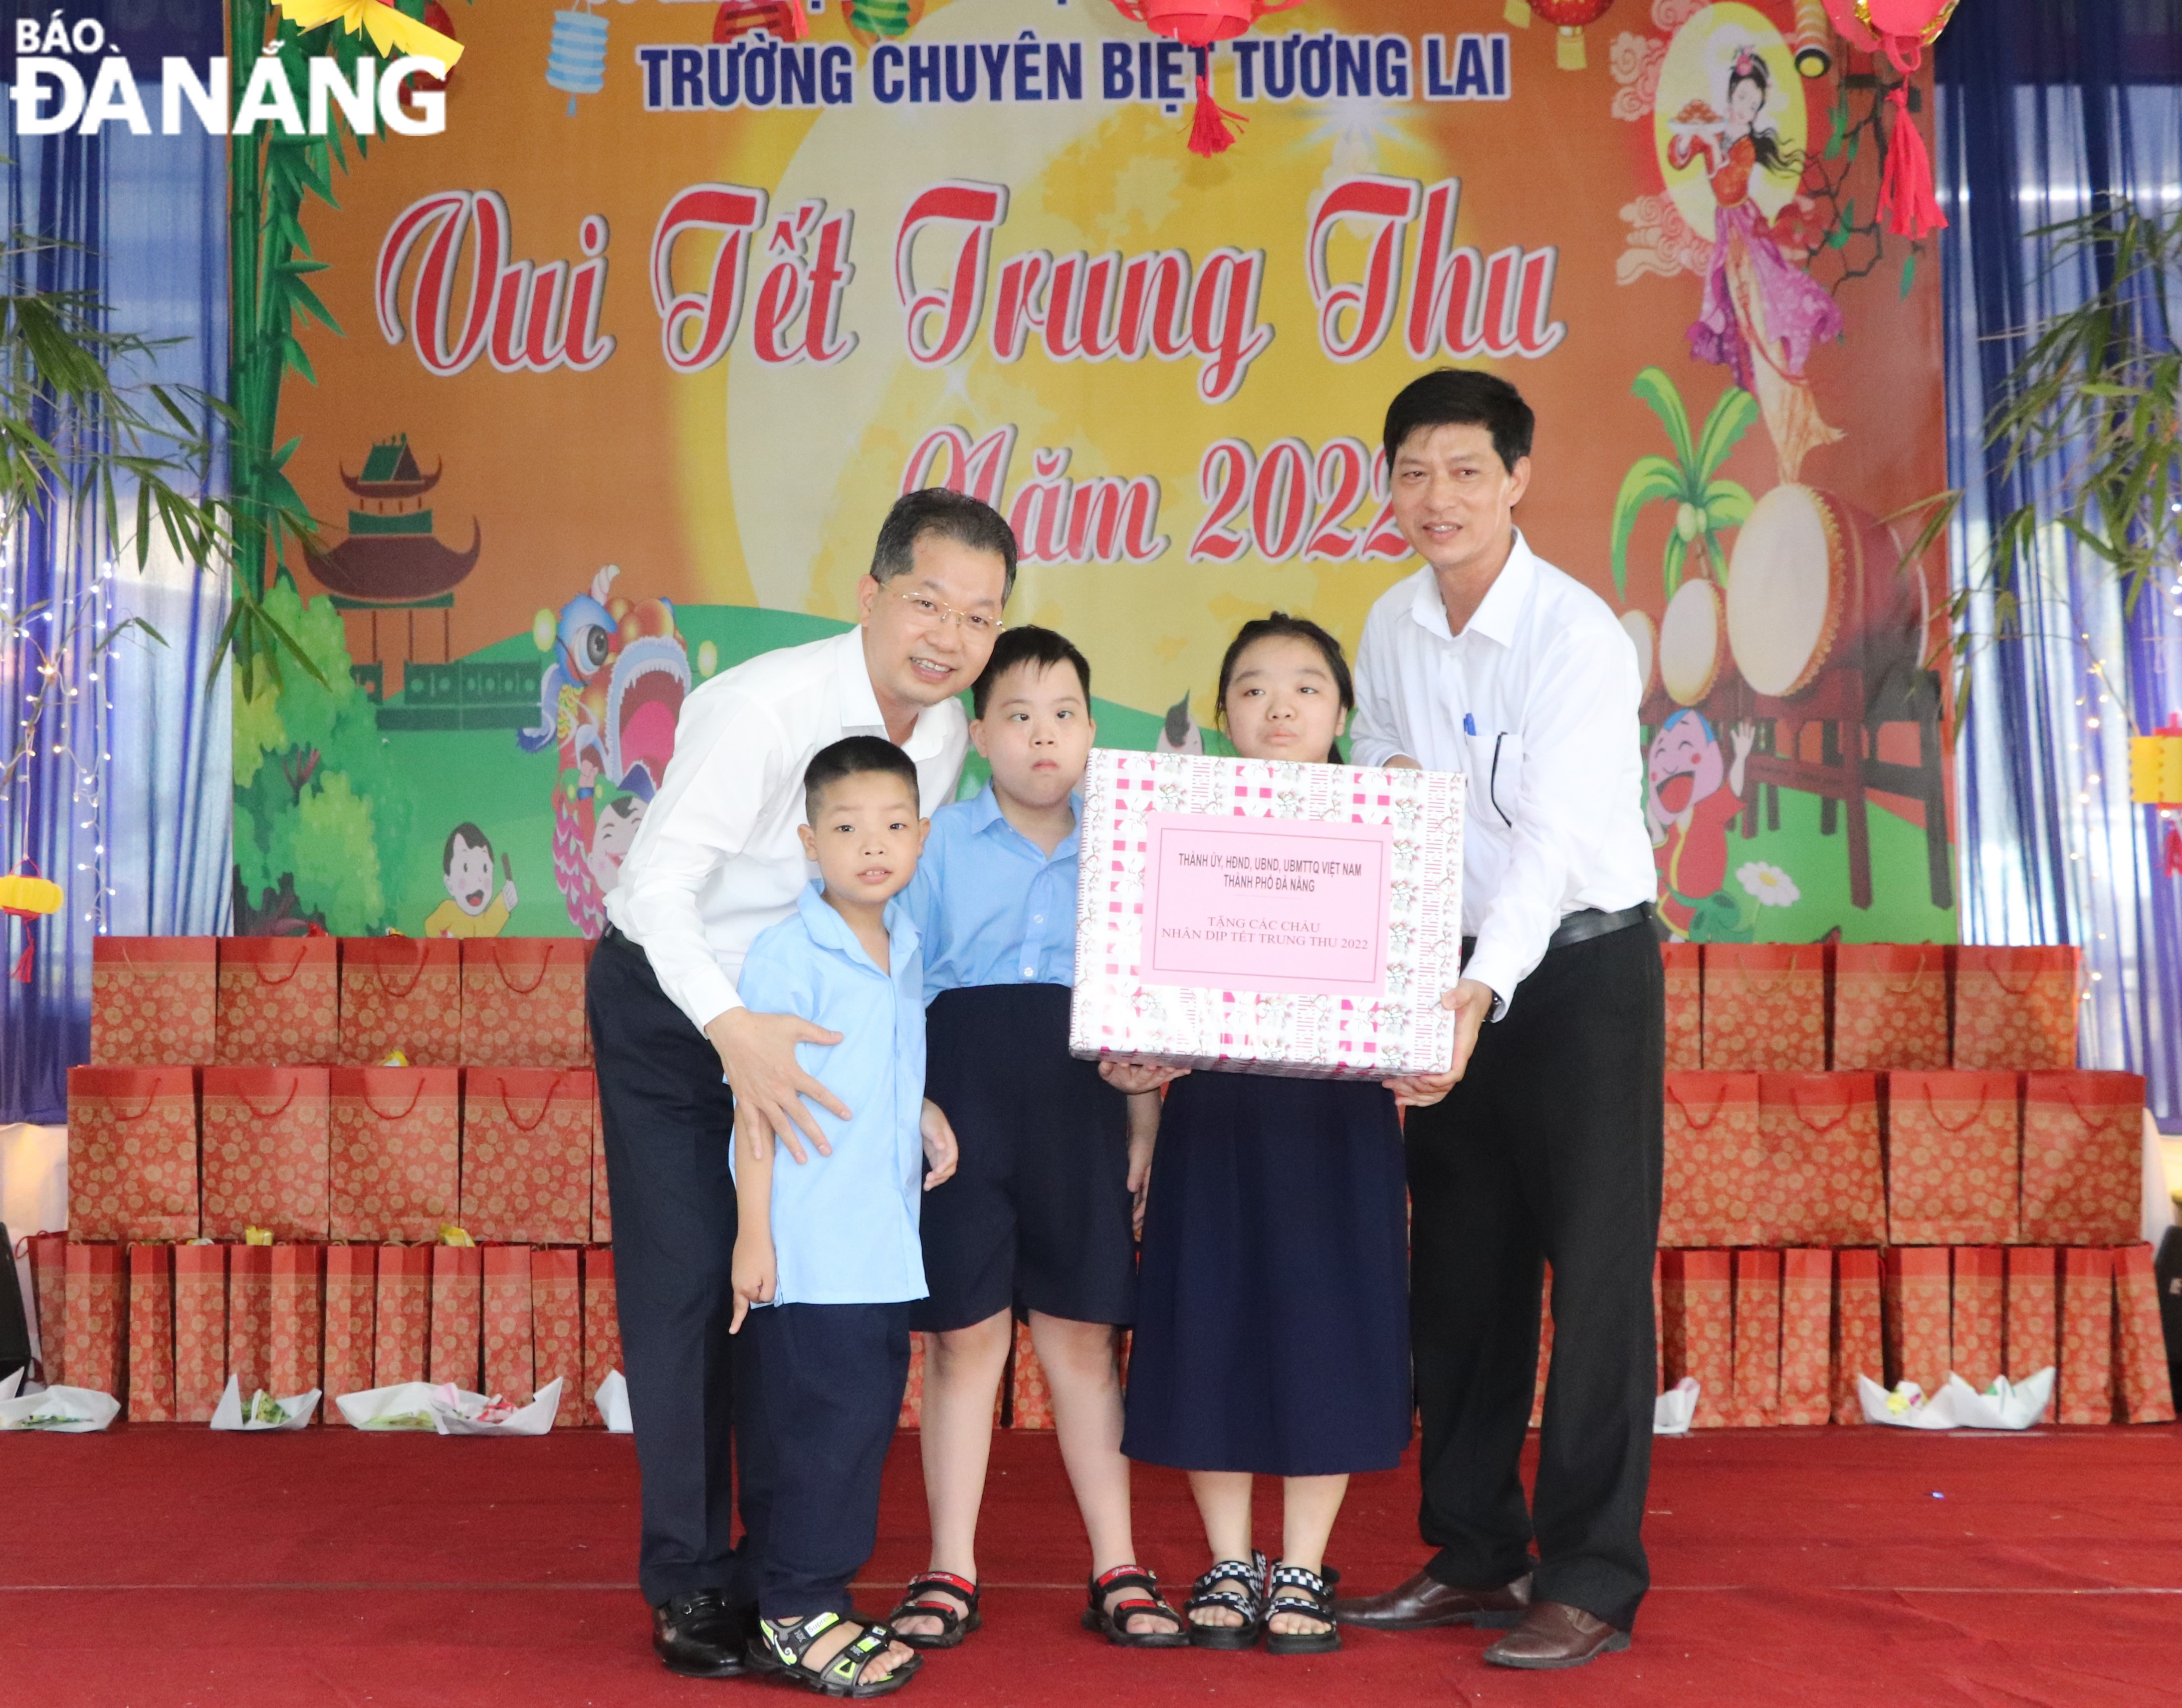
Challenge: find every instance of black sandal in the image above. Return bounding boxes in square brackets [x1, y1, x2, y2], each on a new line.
[1080, 1564, 1190, 1648]
[1264, 1561, 1342, 1656]
[886, 1572, 981, 1650]
[748, 1611, 922, 1697]
[1184, 1551, 1268, 1650]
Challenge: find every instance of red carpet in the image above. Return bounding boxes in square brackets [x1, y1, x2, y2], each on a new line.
[6, 1424, 2180, 1706]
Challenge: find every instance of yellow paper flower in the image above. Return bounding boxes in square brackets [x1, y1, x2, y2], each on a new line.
[270, 0, 463, 71]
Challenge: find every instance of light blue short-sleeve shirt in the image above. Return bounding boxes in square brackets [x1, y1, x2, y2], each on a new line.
[898, 783, 1080, 1002]
[733, 883, 928, 1306]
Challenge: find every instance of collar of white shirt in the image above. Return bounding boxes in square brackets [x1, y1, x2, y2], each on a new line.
[1406, 528, 1540, 648]
[831, 627, 956, 762]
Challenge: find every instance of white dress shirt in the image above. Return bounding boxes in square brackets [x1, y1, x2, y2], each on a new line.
[1350, 531, 1656, 1017]
[605, 627, 968, 1034]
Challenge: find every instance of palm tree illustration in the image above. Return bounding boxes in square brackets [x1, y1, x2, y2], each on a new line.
[1610, 367, 1759, 604]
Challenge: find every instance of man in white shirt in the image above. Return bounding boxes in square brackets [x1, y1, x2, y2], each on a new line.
[588, 489, 1011, 1678]
[1332, 371, 1665, 1670]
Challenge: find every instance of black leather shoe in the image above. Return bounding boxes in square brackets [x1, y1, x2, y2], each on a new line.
[1331, 1567, 1532, 1630]
[653, 1589, 751, 1678]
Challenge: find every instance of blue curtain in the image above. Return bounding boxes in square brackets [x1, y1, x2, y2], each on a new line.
[1937, 8, 2182, 1127]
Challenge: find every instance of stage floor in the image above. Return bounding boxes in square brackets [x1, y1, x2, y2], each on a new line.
[6, 1423, 2179, 1706]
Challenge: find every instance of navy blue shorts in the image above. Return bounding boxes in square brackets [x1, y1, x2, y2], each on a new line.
[913, 984, 1137, 1333]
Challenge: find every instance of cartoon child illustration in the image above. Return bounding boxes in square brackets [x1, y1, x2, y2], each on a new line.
[585, 791, 646, 904]
[1646, 710, 1756, 941]
[424, 822, 519, 938]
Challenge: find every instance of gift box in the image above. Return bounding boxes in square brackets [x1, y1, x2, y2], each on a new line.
[173, 1243, 227, 1420]
[63, 1242, 127, 1398]
[227, 1244, 273, 1399]
[216, 935, 340, 1066]
[532, 1248, 582, 1412]
[2058, 1247, 2115, 1424]
[374, 1245, 431, 1387]
[2021, 1072, 2145, 1246]
[338, 936, 462, 1066]
[67, 1066, 200, 1243]
[1661, 1250, 1731, 1428]
[125, 1244, 175, 1422]
[1757, 1075, 1887, 1247]
[200, 1067, 331, 1243]
[1833, 1249, 1884, 1423]
[899, 1332, 925, 1429]
[1951, 945, 2080, 1071]
[271, 1245, 323, 1404]
[1659, 1073, 1762, 1247]
[484, 1245, 534, 1402]
[462, 1069, 596, 1245]
[1068, 749, 1464, 1077]
[1884, 1247, 1950, 1397]
[322, 1245, 377, 1401]
[1832, 944, 1949, 1072]
[1731, 1249, 1782, 1426]
[27, 1230, 66, 1382]
[582, 1247, 621, 1427]
[460, 939, 593, 1068]
[2005, 1246, 2057, 1385]
[1950, 1247, 2005, 1392]
[1011, 1320, 1053, 1429]
[2113, 1244, 2176, 1424]
[1699, 944, 1827, 1074]
[1651, 1252, 1664, 1394]
[1779, 1250, 1832, 1425]
[590, 1102, 612, 1246]
[429, 1244, 483, 1390]
[329, 1067, 460, 1244]
[1884, 1071, 2021, 1246]
[91, 936, 218, 1065]
[1662, 943, 1702, 1071]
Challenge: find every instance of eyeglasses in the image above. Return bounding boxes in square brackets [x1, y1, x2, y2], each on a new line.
[887, 583, 1006, 638]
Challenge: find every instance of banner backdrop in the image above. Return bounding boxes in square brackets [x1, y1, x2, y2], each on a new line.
[237, 0, 1953, 949]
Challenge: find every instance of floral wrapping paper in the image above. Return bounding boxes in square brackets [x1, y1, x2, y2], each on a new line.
[338, 937, 462, 1066]
[1950, 945, 2080, 1072]
[2020, 1072, 2145, 1246]
[1884, 1247, 1950, 1397]
[590, 1100, 612, 1246]
[91, 937, 217, 1065]
[62, 1242, 127, 1399]
[2057, 1248, 2115, 1425]
[1831, 944, 1949, 1073]
[329, 1068, 461, 1244]
[227, 1245, 274, 1399]
[271, 1245, 324, 1405]
[1832, 1249, 1884, 1424]
[1529, 1268, 1555, 1429]
[582, 1248, 621, 1426]
[1730, 1250, 1782, 1426]
[322, 1245, 378, 1402]
[1778, 1250, 1832, 1426]
[461, 1069, 597, 1244]
[1699, 944, 1826, 1074]
[460, 939, 593, 1068]
[1652, 1253, 1663, 1395]
[1661, 1250, 1731, 1428]
[1011, 1320, 1053, 1429]
[2004, 1247, 2057, 1387]
[200, 1067, 332, 1243]
[2113, 1244, 2176, 1424]
[1659, 1073, 1762, 1247]
[1754, 1074, 1887, 1248]
[28, 1231, 66, 1384]
[1662, 943, 1702, 1071]
[66, 1066, 200, 1244]
[898, 1332, 924, 1429]
[173, 1243, 227, 1421]
[484, 1246, 535, 1402]
[216, 936, 340, 1066]
[1950, 1247, 2006, 1393]
[374, 1245, 431, 1387]
[1884, 1071, 2022, 1247]
[125, 1245, 174, 1422]
[533, 1249, 582, 1416]
[429, 1244, 484, 1391]
[1068, 750, 1464, 1077]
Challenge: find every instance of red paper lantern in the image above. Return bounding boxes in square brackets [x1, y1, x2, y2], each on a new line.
[713, 0, 809, 43]
[1530, 0, 1614, 71]
[1107, 0, 1306, 154]
[1821, 0, 1956, 239]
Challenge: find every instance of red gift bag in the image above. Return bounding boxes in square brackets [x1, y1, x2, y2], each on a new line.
[1832, 944, 1949, 1072]
[1651, 1252, 1664, 1395]
[429, 1245, 483, 1390]
[1951, 945, 2080, 1071]
[227, 1244, 273, 1399]
[484, 1246, 534, 1401]
[1833, 1249, 1884, 1423]
[338, 937, 462, 1066]
[1011, 1320, 1053, 1429]
[1530, 1265, 1555, 1429]
[374, 1245, 431, 1387]
[1755, 1074, 1886, 1247]
[216, 935, 340, 1066]
[2058, 1248, 2115, 1424]
[1700, 944, 1827, 1073]
[1660, 1073, 1762, 1247]
[322, 1246, 377, 1401]
[532, 1248, 582, 1412]
[900, 1335, 924, 1428]
[1884, 1247, 1950, 1396]
[1661, 1250, 1731, 1427]
[1779, 1250, 1832, 1425]
[2005, 1247, 2057, 1385]
[27, 1230, 66, 1382]
[1884, 1071, 2022, 1246]
[91, 937, 218, 1065]
[1662, 943, 1702, 1071]
[270, 1245, 323, 1404]
[590, 1096, 612, 1245]
[460, 939, 593, 1068]
[200, 1067, 331, 1243]
[67, 1066, 200, 1243]
[125, 1245, 175, 1422]
[173, 1243, 227, 1420]
[2021, 1072, 2145, 1246]
[2114, 1244, 2177, 1424]
[1950, 1247, 2005, 1392]
[582, 1247, 621, 1425]
[1731, 1249, 1782, 1427]
[462, 1069, 596, 1244]
[329, 1068, 460, 1244]
[63, 1243, 127, 1398]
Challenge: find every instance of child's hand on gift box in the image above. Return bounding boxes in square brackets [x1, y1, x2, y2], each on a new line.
[1100, 1057, 1189, 1094]
[920, 1099, 959, 1188]
[729, 1229, 776, 1334]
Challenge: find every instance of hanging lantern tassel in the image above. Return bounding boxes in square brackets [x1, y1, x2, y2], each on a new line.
[1187, 71, 1246, 156]
[1876, 86, 1944, 240]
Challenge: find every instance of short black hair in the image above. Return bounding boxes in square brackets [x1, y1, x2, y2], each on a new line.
[970, 625, 1091, 718]
[803, 735, 920, 822]
[1214, 612, 1357, 765]
[443, 822, 490, 873]
[1383, 368, 1535, 475]
[871, 487, 1018, 601]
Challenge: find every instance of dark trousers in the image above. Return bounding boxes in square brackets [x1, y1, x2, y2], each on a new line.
[588, 926, 764, 1609]
[1403, 921, 1664, 1632]
[739, 1302, 912, 1620]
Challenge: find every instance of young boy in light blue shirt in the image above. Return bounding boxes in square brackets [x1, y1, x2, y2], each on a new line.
[731, 735, 959, 1697]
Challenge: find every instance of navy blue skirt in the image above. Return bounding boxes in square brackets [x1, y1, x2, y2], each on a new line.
[1121, 1069, 1412, 1477]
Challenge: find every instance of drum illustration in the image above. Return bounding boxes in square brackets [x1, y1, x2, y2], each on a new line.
[1724, 483, 1926, 699]
[1659, 576, 1724, 706]
[1621, 607, 1659, 702]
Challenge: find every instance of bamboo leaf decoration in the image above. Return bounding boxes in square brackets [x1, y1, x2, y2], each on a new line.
[1610, 367, 1757, 602]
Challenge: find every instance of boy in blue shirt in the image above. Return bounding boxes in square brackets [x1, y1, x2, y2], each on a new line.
[731, 735, 959, 1697]
[885, 628, 1188, 1652]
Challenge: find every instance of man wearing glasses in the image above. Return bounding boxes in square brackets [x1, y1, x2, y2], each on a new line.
[590, 487, 1014, 1677]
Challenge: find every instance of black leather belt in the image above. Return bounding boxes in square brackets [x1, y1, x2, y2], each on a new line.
[1461, 901, 1655, 962]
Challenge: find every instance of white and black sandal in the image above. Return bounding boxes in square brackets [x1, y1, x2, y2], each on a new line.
[1184, 1550, 1268, 1650]
[1265, 1561, 1342, 1656]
